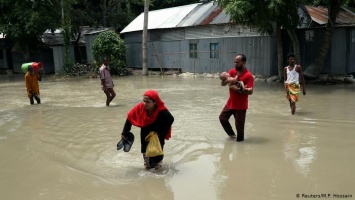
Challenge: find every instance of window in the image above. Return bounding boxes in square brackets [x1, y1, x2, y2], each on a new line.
[210, 43, 219, 58]
[189, 44, 197, 58]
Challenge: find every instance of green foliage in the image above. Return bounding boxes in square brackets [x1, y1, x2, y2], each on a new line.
[150, 0, 200, 10]
[218, 0, 272, 34]
[92, 30, 127, 75]
[102, 0, 200, 31]
[217, 0, 303, 35]
[306, 0, 353, 7]
[62, 0, 73, 75]
[0, 0, 61, 59]
[269, 0, 300, 30]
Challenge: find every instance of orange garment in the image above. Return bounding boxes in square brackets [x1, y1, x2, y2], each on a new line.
[285, 83, 300, 103]
[25, 72, 40, 98]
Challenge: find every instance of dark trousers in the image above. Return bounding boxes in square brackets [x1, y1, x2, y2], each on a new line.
[29, 93, 40, 105]
[103, 88, 116, 106]
[219, 106, 246, 141]
[141, 135, 165, 167]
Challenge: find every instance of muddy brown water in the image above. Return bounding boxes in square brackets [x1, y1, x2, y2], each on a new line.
[0, 74, 354, 200]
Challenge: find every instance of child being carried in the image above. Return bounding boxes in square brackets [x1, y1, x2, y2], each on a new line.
[219, 72, 244, 94]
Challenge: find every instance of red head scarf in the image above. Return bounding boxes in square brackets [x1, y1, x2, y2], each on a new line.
[127, 90, 172, 139]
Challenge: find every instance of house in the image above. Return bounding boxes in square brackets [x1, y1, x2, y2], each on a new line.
[0, 27, 111, 74]
[41, 27, 112, 74]
[293, 5, 355, 75]
[120, 1, 278, 76]
[120, 1, 355, 76]
[0, 33, 12, 74]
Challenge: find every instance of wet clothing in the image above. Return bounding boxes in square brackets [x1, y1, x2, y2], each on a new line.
[99, 64, 114, 89]
[122, 90, 174, 167]
[220, 67, 254, 141]
[285, 65, 300, 84]
[225, 68, 254, 110]
[25, 72, 41, 98]
[123, 110, 174, 153]
[220, 108, 246, 140]
[285, 65, 301, 103]
[285, 83, 300, 103]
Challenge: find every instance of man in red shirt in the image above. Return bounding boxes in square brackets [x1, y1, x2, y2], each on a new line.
[219, 54, 254, 142]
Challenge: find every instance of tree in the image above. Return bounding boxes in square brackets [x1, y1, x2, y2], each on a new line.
[217, 0, 303, 80]
[92, 30, 127, 75]
[0, 0, 61, 61]
[150, 0, 200, 10]
[270, 0, 302, 78]
[69, 0, 95, 64]
[62, 0, 144, 64]
[94, 0, 144, 32]
[303, 0, 343, 78]
[61, 0, 74, 74]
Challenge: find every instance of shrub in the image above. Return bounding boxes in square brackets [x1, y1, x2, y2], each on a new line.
[92, 30, 127, 75]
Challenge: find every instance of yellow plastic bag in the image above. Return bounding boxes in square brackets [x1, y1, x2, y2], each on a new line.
[145, 131, 164, 157]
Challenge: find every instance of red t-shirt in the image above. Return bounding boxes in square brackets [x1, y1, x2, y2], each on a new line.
[225, 68, 254, 110]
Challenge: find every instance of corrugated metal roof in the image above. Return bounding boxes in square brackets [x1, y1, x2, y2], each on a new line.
[41, 27, 111, 45]
[209, 9, 230, 25]
[305, 6, 355, 26]
[120, 2, 230, 34]
[121, 3, 355, 34]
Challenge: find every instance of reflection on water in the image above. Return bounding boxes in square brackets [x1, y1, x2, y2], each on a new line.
[0, 75, 355, 200]
[283, 122, 317, 177]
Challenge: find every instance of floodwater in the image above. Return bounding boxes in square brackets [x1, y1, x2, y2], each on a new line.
[0, 74, 355, 200]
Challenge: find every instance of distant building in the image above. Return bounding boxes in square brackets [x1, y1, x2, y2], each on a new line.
[0, 33, 13, 74]
[121, 2, 355, 76]
[41, 27, 112, 74]
[294, 5, 355, 75]
[1, 3, 354, 76]
[0, 27, 112, 74]
[120, 2, 278, 76]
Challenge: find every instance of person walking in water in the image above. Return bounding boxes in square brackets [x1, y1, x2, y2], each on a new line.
[25, 66, 41, 105]
[119, 90, 174, 170]
[284, 53, 306, 115]
[219, 54, 254, 142]
[99, 58, 116, 106]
